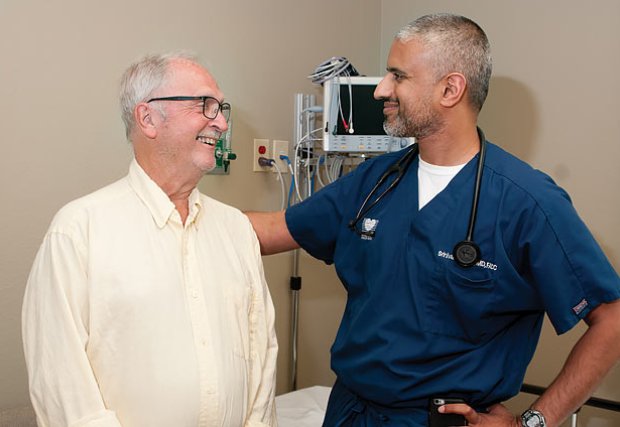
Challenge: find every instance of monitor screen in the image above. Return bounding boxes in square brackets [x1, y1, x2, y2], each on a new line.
[322, 76, 412, 153]
[333, 84, 386, 136]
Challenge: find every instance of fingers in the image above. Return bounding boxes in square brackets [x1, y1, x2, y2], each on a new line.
[440, 402, 519, 427]
[440, 403, 480, 424]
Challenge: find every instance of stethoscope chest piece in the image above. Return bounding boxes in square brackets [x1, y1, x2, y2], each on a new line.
[453, 240, 481, 268]
[349, 128, 488, 269]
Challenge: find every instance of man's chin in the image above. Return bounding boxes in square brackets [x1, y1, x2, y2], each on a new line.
[201, 164, 216, 174]
[193, 157, 217, 175]
[384, 123, 409, 138]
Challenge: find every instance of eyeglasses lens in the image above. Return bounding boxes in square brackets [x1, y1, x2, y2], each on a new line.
[204, 98, 230, 121]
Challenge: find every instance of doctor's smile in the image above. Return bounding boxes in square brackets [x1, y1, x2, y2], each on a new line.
[382, 99, 399, 114]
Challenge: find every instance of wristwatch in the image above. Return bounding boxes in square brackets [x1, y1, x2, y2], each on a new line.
[521, 409, 547, 427]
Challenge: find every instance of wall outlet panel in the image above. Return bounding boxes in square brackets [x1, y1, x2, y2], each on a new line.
[272, 140, 289, 174]
[253, 138, 272, 172]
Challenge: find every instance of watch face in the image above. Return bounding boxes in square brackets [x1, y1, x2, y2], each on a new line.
[526, 417, 539, 427]
[523, 410, 544, 427]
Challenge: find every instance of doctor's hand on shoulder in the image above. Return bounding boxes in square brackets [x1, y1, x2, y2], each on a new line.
[439, 402, 522, 427]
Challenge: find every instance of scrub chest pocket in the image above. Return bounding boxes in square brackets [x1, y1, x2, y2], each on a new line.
[424, 262, 497, 343]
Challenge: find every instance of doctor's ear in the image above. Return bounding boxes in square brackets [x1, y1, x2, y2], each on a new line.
[439, 73, 467, 108]
[134, 103, 158, 139]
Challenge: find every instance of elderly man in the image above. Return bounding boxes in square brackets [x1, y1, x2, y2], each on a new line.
[23, 53, 278, 427]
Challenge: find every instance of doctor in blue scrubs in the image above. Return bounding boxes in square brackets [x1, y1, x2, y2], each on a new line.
[248, 13, 620, 427]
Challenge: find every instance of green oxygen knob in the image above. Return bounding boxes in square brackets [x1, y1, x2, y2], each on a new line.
[210, 117, 236, 174]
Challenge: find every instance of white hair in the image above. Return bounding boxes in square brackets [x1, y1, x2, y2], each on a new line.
[118, 51, 199, 139]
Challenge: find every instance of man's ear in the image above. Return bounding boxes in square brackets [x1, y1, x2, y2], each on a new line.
[439, 72, 467, 108]
[135, 103, 158, 139]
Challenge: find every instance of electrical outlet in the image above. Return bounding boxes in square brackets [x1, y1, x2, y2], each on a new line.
[253, 138, 272, 172]
[271, 140, 289, 174]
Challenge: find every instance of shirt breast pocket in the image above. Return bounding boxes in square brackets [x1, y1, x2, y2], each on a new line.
[422, 263, 496, 343]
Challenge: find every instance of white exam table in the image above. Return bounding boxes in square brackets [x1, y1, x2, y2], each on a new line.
[275, 386, 331, 427]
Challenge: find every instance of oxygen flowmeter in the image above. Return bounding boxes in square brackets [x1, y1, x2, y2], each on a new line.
[209, 119, 237, 174]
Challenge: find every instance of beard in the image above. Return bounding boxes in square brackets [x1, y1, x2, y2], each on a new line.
[383, 102, 443, 140]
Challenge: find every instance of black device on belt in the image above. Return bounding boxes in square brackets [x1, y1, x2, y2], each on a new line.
[429, 397, 468, 426]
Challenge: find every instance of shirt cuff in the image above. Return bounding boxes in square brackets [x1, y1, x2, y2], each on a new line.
[245, 419, 276, 427]
[70, 410, 122, 427]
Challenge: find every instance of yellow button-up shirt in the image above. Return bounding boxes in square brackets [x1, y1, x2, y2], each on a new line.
[23, 159, 278, 427]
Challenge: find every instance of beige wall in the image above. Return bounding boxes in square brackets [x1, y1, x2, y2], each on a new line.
[379, 1, 620, 426]
[1, 0, 618, 425]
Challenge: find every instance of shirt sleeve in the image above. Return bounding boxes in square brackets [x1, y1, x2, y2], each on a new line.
[521, 181, 620, 334]
[22, 230, 122, 427]
[285, 171, 358, 264]
[244, 221, 278, 427]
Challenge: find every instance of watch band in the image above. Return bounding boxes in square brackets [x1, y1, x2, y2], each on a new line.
[521, 409, 547, 427]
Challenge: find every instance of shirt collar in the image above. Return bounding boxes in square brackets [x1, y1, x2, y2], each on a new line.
[127, 159, 202, 228]
[186, 186, 203, 225]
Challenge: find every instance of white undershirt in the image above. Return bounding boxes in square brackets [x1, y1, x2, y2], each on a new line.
[418, 157, 466, 209]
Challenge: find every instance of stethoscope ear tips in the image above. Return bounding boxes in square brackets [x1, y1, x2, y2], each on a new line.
[453, 240, 481, 268]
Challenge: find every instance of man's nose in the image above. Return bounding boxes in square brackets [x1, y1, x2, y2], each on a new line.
[374, 75, 391, 100]
[211, 112, 229, 133]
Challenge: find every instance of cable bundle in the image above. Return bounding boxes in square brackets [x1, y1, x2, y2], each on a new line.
[307, 56, 359, 85]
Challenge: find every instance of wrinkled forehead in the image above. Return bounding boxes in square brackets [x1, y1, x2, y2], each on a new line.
[162, 58, 224, 100]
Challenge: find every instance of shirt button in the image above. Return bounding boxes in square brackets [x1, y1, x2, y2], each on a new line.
[190, 289, 199, 298]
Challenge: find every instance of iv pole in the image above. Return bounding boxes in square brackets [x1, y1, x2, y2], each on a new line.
[289, 249, 301, 391]
[288, 93, 316, 391]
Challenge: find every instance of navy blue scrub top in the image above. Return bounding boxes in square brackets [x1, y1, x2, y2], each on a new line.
[286, 141, 620, 409]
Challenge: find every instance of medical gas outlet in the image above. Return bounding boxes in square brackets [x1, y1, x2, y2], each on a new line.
[253, 139, 289, 173]
[253, 139, 271, 172]
[271, 140, 289, 174]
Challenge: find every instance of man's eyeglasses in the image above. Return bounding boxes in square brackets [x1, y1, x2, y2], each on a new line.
[146, 96, 231, 122]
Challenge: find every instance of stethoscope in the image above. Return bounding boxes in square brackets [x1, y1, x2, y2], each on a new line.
[348, 128, 487, 268]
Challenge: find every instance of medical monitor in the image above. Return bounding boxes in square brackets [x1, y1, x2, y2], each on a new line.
[322, 76, 412, 153]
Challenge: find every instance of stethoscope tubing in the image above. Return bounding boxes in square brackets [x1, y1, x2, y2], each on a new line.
[349, 144, 419, 227]
[465, 134, 486, 242]
[348, 128, 487, 268]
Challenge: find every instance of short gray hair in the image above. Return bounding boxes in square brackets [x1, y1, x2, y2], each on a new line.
[396, 13, 492, 113]
[119, 51, 199, 139]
